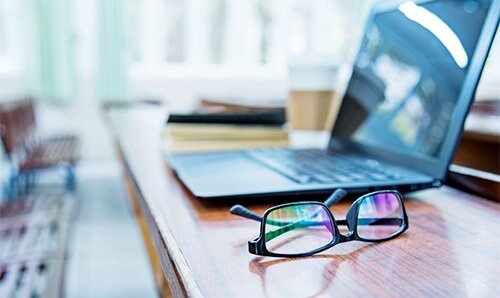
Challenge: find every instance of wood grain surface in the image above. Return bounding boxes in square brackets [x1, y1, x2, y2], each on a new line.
[108, 106, 500, 298]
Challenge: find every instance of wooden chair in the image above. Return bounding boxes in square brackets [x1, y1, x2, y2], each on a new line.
[0, 99, 80, 196]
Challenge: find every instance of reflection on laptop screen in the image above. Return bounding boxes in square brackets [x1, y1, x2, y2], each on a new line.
[333, 0, 491, 158]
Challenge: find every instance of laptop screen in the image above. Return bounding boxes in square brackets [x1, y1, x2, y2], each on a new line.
[332, 0, 491, 159]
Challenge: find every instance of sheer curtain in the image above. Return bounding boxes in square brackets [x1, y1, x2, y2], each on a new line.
[96, 0, 129, 102]
[1, 0, 130, 103]
[24, 0, 75, 103]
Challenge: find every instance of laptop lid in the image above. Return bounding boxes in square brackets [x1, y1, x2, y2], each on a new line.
[330, 0, 499, 181]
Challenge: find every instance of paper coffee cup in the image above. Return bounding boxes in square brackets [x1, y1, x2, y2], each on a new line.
[287, 60, 341, 130]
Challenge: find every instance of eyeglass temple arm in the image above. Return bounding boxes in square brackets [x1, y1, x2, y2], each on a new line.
[258, 217, 402, 229]
[230, 205, 263, 222]
[230, 205, 302, 226]
[229, 205, 308, 227]
[265, 220, 313, 242]
[230, 188, 347, 224]
[264, 217, 403, 242]
[324, 188, 347, 207]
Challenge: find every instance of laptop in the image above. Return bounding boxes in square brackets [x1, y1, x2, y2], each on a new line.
[167, 0, 500, 199]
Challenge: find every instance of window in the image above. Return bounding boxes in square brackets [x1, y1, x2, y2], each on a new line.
[1, 0, 498, 101]
[126, 0, 369, 71]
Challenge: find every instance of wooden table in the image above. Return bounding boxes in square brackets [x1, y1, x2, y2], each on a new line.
[108, 106, 500, 298]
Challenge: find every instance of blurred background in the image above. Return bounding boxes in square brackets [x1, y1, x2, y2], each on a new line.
[0, 0, 496, 162]
[0, 0, 368, 161]
[0, 1, 498, 296]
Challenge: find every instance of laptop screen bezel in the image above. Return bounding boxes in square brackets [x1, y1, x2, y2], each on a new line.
[329, 0, 500, 181]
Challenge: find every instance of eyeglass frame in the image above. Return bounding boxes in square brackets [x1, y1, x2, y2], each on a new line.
[231, 189, 409, 258]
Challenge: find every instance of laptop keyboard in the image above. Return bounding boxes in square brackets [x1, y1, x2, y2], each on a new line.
[245, 148, 403, 184]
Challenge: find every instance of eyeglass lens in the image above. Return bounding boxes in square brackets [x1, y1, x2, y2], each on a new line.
[356, 192, 405, 240]
[264, 204, 335, 255]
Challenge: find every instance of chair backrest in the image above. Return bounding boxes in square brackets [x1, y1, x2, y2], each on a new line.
[0, 98, 37, 154]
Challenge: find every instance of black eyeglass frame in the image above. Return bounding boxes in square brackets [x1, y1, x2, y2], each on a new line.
[237, 190, 408, 258]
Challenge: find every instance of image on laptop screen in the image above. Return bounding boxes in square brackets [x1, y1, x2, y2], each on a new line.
[332, 0, 491, 158]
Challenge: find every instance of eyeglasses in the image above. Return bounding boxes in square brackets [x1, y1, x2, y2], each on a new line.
[230, 189, 408, 258]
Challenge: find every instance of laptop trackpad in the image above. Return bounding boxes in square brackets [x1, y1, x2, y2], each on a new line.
[168, 151, 297, 198]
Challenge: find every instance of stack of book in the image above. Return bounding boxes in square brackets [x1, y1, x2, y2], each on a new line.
[164, 98, 289, 153]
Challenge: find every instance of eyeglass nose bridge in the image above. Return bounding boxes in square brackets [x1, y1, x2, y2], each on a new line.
[338, 232, 355, 242]
[332, 204, 359, 242]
